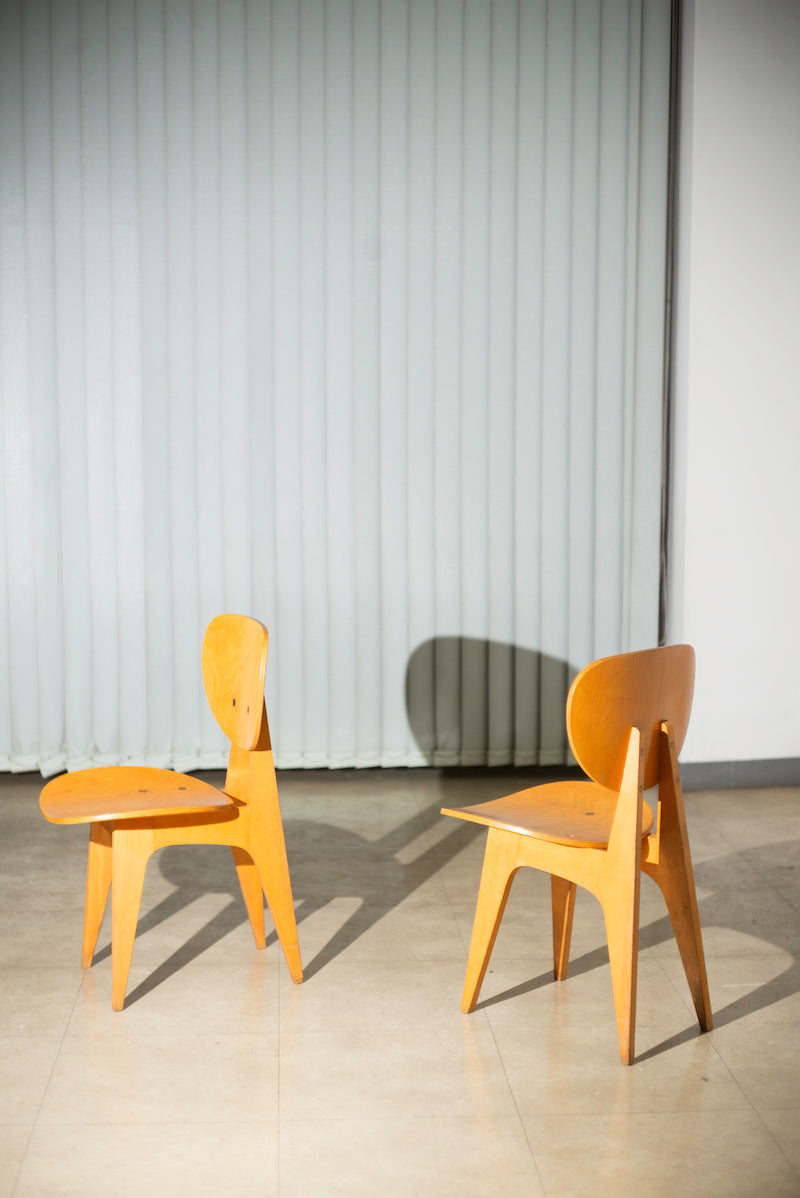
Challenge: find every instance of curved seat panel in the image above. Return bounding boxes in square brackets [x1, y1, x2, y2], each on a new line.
[40, 766, 234, 825]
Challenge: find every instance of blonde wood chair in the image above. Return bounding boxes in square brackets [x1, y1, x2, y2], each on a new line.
[441, 644, 712, 1064]
[40, 614, 302, 1010]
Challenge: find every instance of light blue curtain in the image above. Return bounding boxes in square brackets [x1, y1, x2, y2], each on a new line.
[0, 0, 671, 772]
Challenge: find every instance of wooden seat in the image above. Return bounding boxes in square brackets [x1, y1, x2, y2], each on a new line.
[40, 614, 302, 1010]
[441, 644, 712, 1064]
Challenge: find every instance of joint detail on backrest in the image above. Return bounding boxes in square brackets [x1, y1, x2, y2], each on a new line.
[202, 614, 269, 751]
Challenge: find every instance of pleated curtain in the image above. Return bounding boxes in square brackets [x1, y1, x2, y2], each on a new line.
[0, 0, 671, 773]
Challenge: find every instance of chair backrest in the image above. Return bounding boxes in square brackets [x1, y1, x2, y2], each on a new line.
[566, 645, 695, 791]
[202, 614, 269, 751]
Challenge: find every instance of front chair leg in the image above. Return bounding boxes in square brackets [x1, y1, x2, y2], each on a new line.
[258, 861, 303, 984]
[110, 827, 153, 1011]
[602, 889, 640, 1066]
[248, 757, 303, 984]
[82, 821, 113, 968]
[601, 726, 644, 1065]
[249, 822, 303, 984]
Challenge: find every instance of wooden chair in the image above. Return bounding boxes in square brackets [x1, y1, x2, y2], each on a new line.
[40, 614, 302, 1010]
[441, 644, 712, 1064]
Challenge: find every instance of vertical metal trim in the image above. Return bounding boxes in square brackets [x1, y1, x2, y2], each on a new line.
[659, 0, 682, 643]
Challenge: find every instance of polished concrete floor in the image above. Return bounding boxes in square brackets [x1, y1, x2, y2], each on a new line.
[1, 767, 799, 1197]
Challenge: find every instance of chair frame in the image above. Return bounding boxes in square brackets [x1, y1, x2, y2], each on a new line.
[443, 645, 712, 1064]
[41, 615, 302, 1010]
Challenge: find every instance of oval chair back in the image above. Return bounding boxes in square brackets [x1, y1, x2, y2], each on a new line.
[566, 644, 696, 792]
[202, 614, 269, 751]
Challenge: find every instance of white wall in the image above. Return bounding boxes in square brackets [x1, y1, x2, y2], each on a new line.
[669, 0, 800, 763]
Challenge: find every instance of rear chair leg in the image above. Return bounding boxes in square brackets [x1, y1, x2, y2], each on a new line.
[461, 828, 521, 1013]
[551, 875, 576, 981]
[649, 724, 713, 1032]
[231, 846, 266, 948]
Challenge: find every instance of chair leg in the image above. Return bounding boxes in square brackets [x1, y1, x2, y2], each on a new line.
[602, 888, 640, 1066]
[231, 846, 266, 948]
[648, 725, 713, 1032]
[247, 755, 303, 984]
[110, 827, 152, 1011]
[248, 831, 302, 983]
[82, 821, 112, 968]
[461, 828, 520, 1013]
[258, 861, 303, 983]
[551, 875, 576, 980]
[601, 726, 644, 1065]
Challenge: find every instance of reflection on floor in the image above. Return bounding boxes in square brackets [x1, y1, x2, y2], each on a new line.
[1, 768, 799, 1197]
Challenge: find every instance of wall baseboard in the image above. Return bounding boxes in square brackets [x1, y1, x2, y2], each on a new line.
[682, 759, 800, 790]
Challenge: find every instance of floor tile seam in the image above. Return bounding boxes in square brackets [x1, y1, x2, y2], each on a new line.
[514, 1098, 757, 1120]
[275, 1025, 489, 1043]
[699, 950, 800, 963]
[482, 1019, 720, 1034]
[0, 963, 88, 971]
[276, 1021, 490, 1037]
[481, 1009, 547, 1191]
[435, 856, 476, 958]
[700, 1024, 761, 1114]
[53, 1030, 281, 1044]
[24, 967, 86, 1169]
[277, 954, 484, 972]
[646, 952, 700, 1016]
[278, 954, 471, 969]
[274, 1112, 533, 1124]
[721, 865, 800, 910]
[752, 1109, 800, 1180]
[21, 1117, 282, 1127]
[520, 1108, 759, 1122]
[7, 1122, 35, 1198]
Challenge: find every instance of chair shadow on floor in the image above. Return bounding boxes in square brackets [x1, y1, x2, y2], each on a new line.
[90, 786, 800, 1040]
[91, 631, 800, 1039]
[95, 634, 579, 1003]
[469, 837, 800, 1061]
[90, 797, 484, 1002]
[100, 810, 800, 1044]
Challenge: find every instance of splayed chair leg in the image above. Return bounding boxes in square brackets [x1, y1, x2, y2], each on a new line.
[82, 821, 112, 968]
[602, 727, 644, 1065]
[461, 828, 521, 1013]
[231, 846, 266, 948]
[551, 875, 577, 981]
[648, 724, 713, 1032]
[110, 828, 152, 1011]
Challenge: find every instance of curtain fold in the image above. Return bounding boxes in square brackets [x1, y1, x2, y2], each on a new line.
[0, 0, 671, 773]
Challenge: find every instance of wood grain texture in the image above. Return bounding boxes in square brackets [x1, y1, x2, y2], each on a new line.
[551, 875, 576, 981]
[81, 821, 112, 968]
[599, 727, 644, 1064]
[39, 614, 302, 1009]
[40, 767, 234, 825]
[441, 644, 711, 1065]
[566, 644, 695, 791]
[441, 780, 654, 848]
[643, 721, 713, 1032]
[201, 614, 269, 751]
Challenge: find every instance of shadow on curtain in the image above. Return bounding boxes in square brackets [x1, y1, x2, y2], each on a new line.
[405, 636, 579, 768]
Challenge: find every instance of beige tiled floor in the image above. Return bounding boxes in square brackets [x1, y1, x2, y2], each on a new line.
[2, 769, 799, 1197]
